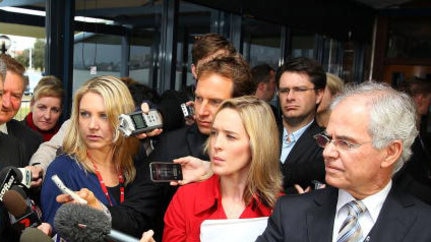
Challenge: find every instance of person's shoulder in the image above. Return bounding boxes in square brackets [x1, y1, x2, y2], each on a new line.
[307, 120, 325, 134]
[47, 154, 80, 172]
[177, 175, 218, 198]
[7, 119, 30, 131]
[161, 125, 190, 138]
[277, 187, 335, 207]
[152, 125, 191, 147]
[7, 119, 43, 141]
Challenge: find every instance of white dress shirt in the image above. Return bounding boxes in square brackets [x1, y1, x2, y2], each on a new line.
[279, 121, 312, 163]
[332, 181, 392, 242]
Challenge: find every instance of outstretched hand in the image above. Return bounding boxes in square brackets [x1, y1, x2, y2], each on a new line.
[25, 165, 43, 188]
[135, 102, 163, 139]
[56, 188, 104, 210]
[169, 156, 212, 186]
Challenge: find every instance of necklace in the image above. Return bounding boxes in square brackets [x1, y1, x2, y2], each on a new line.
[87, 152, 124, 205]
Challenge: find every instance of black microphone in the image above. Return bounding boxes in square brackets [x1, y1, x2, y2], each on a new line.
[0, 166, 23, 201]
[54, 203, 139, 242]
[2, 189, 42, 232]
[10, 184, 28, 199]
[20, 227, 52, 242]
[0, 166, 32, 201]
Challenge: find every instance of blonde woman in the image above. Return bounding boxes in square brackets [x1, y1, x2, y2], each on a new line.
[316, 73, 344, 127]
[163, 96, 282, 242]
[40, 76, 156, 236]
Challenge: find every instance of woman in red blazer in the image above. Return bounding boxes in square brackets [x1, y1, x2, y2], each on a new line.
[162, 96, 283, 242]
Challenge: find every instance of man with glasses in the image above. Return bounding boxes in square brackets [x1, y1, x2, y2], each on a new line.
[276, 57, 326, 193]
[256, 82, 431, 242]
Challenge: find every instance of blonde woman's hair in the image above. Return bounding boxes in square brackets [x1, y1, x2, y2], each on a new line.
[32, 75, 64, 105]
[326, 73, 344, 95]
[63, 75, 139, 184]
[207, 96, 282, 207]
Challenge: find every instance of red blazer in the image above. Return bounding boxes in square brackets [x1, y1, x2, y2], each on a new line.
[163, 175, 272, 242]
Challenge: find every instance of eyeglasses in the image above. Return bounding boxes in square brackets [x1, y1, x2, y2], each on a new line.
[279, 87, 316, 95]
[313, 132, 371, 151]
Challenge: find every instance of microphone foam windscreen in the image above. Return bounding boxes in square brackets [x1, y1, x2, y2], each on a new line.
[11, 185, 27, 199]
[20, 227, 52, 242]
[54, 203, 110, 242]
[3, 190, 28, 217]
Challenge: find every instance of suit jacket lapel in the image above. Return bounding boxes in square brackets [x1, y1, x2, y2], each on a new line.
[307, 187, 338, 242]
[366, 185, 418, 242]
[283, 120, 322, 164]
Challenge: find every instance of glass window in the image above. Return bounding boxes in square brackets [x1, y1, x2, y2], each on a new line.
[0, 7, 46, 120]
[176, 1, 228, 91]
[322, 37, 344, 76]
[73, 32, 122, 93]
[129, 33, 156, 87]
[387, 17, 431, 59]
[242, 18, 282, 69]
[291, 30, 315, 58]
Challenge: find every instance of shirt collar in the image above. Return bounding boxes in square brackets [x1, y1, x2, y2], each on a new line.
[0, 123, 7, 134]
[336, 181, 392, 222]
[283, 120, 313, 142]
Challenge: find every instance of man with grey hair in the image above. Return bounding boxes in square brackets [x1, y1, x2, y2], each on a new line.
[257, 82, 431, 242]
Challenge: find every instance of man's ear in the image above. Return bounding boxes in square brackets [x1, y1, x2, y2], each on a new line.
[315, 88, 324, 105]
[380, 140, 403, 168]
[191, 64, 197, 79]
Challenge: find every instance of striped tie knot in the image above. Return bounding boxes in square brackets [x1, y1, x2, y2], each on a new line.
[337, 200, 367, 242]
[346, 200, 366, 217]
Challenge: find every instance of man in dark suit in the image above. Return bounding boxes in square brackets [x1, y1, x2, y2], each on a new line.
[0, 54, 43, 242]
[276, 57, 326, 193]
[257, 82, 431, 242]
[149, 54, 255, 162]
[0, 54, 43, 167]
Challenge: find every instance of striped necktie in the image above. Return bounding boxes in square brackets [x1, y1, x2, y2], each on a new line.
[337, 200, 367, 242]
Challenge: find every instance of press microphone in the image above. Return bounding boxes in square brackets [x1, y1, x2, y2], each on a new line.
[0, 166, 22, 200]
[3, 189, 42, 232]
[0, 166, 32, 201]
[54, 203, 139, 242]
[20, 227, 53, 242]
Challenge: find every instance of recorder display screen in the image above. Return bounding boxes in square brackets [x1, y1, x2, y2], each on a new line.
[150, 163, 182, 181]
[131, 113, 147, 128]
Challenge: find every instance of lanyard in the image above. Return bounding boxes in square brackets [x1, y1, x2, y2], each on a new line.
[87, 153, 124, 206]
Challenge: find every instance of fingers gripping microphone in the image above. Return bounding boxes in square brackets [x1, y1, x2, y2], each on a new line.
[3, 189, 42, 232]
[54, 203, 139, 242]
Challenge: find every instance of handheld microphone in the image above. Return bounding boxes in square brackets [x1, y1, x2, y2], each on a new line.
[3, 189, 42, 232]
[54, 203, 139, 242]
[0, 166, 32, 201]
[0, 166, 22, 201]
[20, 227, 53, 242]
[10, 184, 28, 199]
[17, 168, 33, 188]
